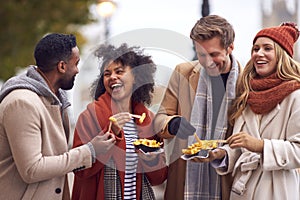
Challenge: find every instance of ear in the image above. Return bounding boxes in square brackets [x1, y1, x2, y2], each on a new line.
[57, 61, 66, 73]
[227, 43, 234, 54]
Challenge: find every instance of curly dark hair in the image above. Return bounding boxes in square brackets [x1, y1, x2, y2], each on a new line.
[34, 33, 77, 72]
[90, 43, 157, 106]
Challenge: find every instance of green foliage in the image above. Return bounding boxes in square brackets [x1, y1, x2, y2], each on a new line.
[0, 0, 95, 81]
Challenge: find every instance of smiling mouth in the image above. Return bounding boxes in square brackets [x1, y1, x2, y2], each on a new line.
[111, 83, 123, 91]
[256, 61, 267, 64]
[206, 63, 217, 69]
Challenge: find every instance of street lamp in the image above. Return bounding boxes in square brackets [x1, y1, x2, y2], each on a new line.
[201, 0, 210, 17]
[96, 0, 117, 42]
[193, 0, 210, 60]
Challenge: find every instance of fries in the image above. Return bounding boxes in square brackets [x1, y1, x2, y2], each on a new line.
[108, 117, 117, 133]
[194, 133, 201, 143]
[133, 138, 161, 147]
[130, 112, 146, 123]
[108, 116, 117, 122]
[181, 134, 228, 155]
[108, 113, 146, 131]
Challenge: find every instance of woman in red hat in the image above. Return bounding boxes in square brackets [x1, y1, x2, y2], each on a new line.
[197, 22, 300, 199]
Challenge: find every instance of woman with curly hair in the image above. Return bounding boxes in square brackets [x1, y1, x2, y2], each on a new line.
[201, 23, 300, 199]
[72, 43, 167, 200]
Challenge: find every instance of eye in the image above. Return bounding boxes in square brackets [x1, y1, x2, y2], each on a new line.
[116, 68, 125, 74]
[252, 47, 259, 52]
[103, 71, 111, 77]
[210, 53, 219, 58]
[264, 46, 273, 51]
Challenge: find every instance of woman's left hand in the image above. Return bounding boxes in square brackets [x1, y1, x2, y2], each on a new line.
[137, 150, 158, 161]
[109, 112, 132, 135]
[227, 132, 264, 153]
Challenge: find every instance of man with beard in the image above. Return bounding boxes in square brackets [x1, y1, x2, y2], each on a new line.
[154, 15, 242, 200]
[0, 33, 116, 199]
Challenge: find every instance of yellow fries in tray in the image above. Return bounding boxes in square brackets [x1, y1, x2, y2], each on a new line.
[133, 138, 161, 148]
[133, 138, 162, 153]
[182, 140, 226, 155]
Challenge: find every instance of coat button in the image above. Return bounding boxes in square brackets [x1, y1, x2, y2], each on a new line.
[55, 188, 61, 194]
[282, 159, 287, 165]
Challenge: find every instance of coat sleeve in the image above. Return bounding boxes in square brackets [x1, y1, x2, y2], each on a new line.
[153, 64, 184, 139]
[215, 145, 242, 175]
[263, 94, 300, 170]
[73, 107, 108, 178]
[3, 94, 92, 184]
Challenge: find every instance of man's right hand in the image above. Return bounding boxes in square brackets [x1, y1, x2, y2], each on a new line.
[90, 132, 116, 155]
[191, 148, 227, 163]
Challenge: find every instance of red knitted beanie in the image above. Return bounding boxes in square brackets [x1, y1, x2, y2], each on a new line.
[253, 22, 300, 57]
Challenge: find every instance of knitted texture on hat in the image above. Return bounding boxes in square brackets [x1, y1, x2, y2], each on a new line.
[253, 22, 300, 57]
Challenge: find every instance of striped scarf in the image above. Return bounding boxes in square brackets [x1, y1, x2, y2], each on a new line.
[186, 56, 240, 199]
[103, 119, 156, 200]
[123, 119, 138, 199]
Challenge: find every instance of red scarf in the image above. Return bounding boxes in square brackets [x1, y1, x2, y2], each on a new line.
[247, 73, 300, 114]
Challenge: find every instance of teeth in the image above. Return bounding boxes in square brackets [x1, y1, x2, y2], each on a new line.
[111, 83, 122, 89]
[257, 61, 266, 64]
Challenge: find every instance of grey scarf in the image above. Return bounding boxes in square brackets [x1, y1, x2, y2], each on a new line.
[0, 65, 70, 109]
[185, 56, 240, 199]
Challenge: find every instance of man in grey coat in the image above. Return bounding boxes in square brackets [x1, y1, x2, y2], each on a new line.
[0, 33, 116, 199]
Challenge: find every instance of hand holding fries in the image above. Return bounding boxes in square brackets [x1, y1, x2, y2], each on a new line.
[182, 133, 228, 155]
[108, 112, 147, 134]
[130, 112, 146, 123]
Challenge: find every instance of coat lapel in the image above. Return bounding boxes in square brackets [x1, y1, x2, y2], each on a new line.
[260, 104, 280, 134]
[188, 62, 200, 106]
[241, 106, 261, 138]
[240, 105, 280, 138]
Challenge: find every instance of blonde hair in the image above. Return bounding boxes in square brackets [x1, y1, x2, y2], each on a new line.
[229, 42, 300, 125]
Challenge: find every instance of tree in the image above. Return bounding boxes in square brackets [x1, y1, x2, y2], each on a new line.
[0, 0, 95, 81]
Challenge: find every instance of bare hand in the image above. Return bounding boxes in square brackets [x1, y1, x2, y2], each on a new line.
[90, 132, 116, 155]
[137, 149, 159, 162]
[191, 148, 226, 163]
[227, 132, 264, 153]
[110, 112, 132, 135]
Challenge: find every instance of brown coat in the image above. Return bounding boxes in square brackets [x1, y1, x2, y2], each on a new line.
[0, 89, 92, 200]
[154, 60, 238, 200]
[154, 61, 199, 200]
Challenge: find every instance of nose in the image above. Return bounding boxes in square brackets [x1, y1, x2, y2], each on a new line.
[255, 48, 264, 56]
[110, 72, 118, 80]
